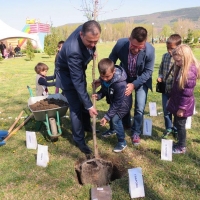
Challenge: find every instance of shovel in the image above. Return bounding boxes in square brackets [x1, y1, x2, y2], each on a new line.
[75, 55, 113, 187]
[0, 111, 24, 146]
[0, 112, 33, 146]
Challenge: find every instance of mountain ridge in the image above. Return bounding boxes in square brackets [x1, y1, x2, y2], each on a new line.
[100, 6, 200, 28]
[58, 6, 200, 29]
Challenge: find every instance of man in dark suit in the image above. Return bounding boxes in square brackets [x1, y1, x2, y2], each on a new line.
[56, 20, 101, 154]
[109, 27, 155, 145]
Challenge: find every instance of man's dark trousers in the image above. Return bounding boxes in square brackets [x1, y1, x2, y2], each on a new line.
[63, 89, 91, 146]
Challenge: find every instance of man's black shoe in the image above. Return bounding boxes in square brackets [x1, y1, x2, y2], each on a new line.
[75, 143, 92, 154]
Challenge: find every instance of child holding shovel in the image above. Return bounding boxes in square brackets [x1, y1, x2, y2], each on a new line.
[35, 62, 55, 96]
[92, 58, 132, 152]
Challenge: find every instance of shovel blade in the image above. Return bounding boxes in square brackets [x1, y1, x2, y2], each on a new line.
[0, 130, 8, 138]
[0, 140, 6, 146]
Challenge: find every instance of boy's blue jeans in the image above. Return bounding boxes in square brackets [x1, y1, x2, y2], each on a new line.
[109, 114, 125, 142]
[162, 93, 173, 130]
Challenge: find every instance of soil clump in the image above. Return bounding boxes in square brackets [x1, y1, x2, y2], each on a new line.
[30, 98, 68, 111]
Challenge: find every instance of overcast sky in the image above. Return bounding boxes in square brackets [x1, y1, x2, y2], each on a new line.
[0, 0, 200, 30]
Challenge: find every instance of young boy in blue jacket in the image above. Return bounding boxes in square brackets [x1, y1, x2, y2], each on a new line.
[93, 58, 132, 152]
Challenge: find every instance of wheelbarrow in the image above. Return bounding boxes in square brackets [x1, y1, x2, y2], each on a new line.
[27, 86, 68, 139]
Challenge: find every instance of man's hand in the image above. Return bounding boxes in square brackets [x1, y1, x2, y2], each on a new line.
[92, 94, 98, 100]
[157, 77, 163, 82]
[100, 117, 107, 126]
[125, 83, 134, 96]
[177, 109, 185, 117]
[92, 79, 101, 89]
[93, 51, 98, 59]
[89, 107, 98, 117]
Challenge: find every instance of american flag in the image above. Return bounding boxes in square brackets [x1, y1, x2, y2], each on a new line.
[30, 23, 50, 33]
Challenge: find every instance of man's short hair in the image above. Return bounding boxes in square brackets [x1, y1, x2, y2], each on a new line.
[167, 34, 182, 46]
[130, 27, 147, 42]
[98, 58, 114, 75]
[81, 20, 101, 36]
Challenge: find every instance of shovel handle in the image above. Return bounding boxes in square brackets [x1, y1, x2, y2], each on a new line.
[8, 111, 24, 133]
[4, 114, 33, 141]
[92, 55, 99, 158]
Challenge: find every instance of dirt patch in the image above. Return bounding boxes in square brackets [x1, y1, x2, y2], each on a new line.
[75, 154, 127, 186]
[30, 98, 68, 111]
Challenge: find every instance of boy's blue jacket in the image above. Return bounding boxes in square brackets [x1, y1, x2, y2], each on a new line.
[96, 66, 132, 121]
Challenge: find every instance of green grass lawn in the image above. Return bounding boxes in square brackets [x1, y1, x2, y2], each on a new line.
[0, 43, 200, 200]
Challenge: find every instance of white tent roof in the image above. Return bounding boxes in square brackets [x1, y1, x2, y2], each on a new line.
[0, 19, 37, 41]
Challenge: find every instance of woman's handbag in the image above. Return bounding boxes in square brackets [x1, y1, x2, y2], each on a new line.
[156, 65, 174, 93]
[156, 82, 166, 93]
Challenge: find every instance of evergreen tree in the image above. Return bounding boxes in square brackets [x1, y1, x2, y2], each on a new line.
[44, 28, 60, 57]
[184, 29, 195, 48]
[26, 39, 35, 60]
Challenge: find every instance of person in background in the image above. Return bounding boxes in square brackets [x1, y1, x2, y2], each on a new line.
[35, 62, 55, 96]
[167, 44, 200, 154]
[157, 34, 182, 139]
[56, 20, 101, 154]
[8, 43, 14, 58]
[54, 40, 64, 93]
[0, 42, 6, 58]
[93, 58, 132, 152]
[109, 27, 155, 145]
[14, 45, 22, 57]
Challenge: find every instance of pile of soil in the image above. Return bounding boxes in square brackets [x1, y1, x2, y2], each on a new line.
[30, 98, 68, 111]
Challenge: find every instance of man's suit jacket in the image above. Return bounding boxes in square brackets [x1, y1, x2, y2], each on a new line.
[56, 25, 95, 109]
[109, 38, 155, 90]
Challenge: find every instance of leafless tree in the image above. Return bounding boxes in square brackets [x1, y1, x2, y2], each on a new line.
[173, 19, 195, 39]
[69, 0, 124, 21]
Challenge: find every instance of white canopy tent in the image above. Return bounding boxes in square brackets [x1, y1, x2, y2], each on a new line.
[0, 19, 40, 47]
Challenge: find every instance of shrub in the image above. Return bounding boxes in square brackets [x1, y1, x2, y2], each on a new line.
[26, 39, 35, 60]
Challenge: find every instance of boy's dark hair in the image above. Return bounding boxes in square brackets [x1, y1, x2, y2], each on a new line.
[167, 34, 182, 46]
[35, 62, 48, 74]
[81, 20, 101, 36]
[130, 27, 147, 42]
[58, 40, 64, 48]
[98, 58, 115, 75]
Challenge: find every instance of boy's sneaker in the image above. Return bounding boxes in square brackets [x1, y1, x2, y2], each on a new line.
[131, 134, 140, 145]
[162, 129, 172, 139]
[173, 146, 186, 154]
[101, 130, 116, 138]
[113, 141, 127, 153]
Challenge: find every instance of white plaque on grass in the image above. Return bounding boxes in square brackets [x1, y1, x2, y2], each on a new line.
[36, 144, 49, 167]
[143, 119, 152, 136]
[128, 167, 145, 198]
[149, 102, 157, 116]
[26, 131, 37, 149]
[161, 139, 173, 161]
[185, 116, 192, 129]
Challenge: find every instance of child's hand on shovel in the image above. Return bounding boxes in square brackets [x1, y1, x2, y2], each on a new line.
[100, 117, 107, 126]
[92, 79, 101, 89]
